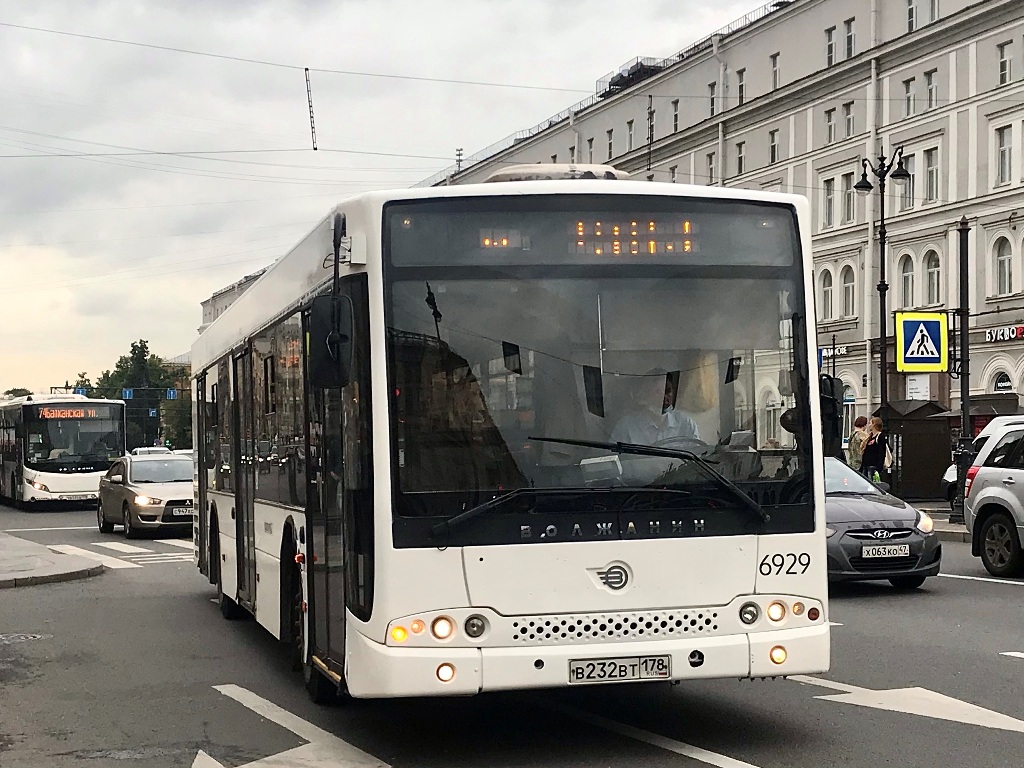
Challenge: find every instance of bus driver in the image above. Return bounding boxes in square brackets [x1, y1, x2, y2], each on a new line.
[611, 368, 701, 447]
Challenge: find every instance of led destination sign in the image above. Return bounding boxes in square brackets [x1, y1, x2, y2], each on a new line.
[35, 406, 116, 420]
[480, 219, 698, 256]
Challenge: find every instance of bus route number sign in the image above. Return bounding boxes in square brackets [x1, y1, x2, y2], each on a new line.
[37, 407, 101, 419]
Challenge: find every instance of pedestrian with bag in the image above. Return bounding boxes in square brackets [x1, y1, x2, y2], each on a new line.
[861, 416, 891, 483]
[847, 416, 869, 471]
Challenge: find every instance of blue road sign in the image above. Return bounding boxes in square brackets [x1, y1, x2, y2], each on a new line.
[73, 387, 87, 395]
[122, 388, 134, 400]
[817, 349, 824, 371]
[896, 312, 948, 373]
[166, 388, 178, 400]
[149, 408, 158, 417]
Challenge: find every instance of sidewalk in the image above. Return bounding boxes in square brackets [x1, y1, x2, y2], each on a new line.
[914, 503, 970, 544]
[0, 531, 104, 588]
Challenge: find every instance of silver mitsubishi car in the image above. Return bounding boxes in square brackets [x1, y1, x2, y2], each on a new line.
[96, 454, 194, 538]
[824, 458, 941, 589]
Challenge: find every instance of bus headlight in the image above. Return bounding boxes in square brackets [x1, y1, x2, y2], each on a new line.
[431, 616, 455, 641]
[134, 496, 163, 506]
[739, 602, 760, 625]
[916, 511, 934, 534]
[766, 601, 786, 622]
[31, 481, 50, 492]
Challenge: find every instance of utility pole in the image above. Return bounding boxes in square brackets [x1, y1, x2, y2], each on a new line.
[951, 216, 972, 525]
[455, 148, 464, 174]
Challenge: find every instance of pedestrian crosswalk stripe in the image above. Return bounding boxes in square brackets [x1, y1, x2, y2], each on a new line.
[92, 541, 153, 554]
[164, 539, 195, 550]
[48, 544, 141, 569]
[126, 555, 193, 564]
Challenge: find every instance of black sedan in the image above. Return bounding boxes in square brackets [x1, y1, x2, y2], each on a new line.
[824, 458, 941, 589]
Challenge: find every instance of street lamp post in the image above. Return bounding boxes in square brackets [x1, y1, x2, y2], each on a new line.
[854, 147, 911, 414]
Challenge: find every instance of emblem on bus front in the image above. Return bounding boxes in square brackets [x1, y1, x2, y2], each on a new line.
[591, 562, 631, 591]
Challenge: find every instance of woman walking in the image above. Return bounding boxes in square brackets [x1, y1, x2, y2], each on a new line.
[860, 416, 890, 482]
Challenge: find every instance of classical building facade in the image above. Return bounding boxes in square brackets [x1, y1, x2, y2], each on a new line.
[422, 0, 1024, 433]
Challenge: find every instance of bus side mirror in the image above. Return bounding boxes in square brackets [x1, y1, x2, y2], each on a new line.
[308, 294, 353, 389]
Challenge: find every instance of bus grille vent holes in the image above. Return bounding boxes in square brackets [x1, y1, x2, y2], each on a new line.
[510, 612, 720, 643]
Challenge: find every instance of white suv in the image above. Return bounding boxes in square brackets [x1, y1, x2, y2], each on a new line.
[964, 422, 1024, 577]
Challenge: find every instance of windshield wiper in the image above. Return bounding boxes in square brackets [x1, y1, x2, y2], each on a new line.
[528, 436, 770, 524]
[430, 486, 694, 538]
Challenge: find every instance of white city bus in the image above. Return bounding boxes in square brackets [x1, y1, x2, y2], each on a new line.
[192, 165, 831, 701]
[0, 394, 127, 505]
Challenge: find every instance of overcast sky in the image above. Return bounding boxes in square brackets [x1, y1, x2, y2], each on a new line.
[0, 0, 753, 393]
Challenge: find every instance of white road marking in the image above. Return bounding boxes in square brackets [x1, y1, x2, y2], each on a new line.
[939, 573, 1024, 586]
[1000, 652, 1024, 660]
[4, 526, 95, 532]
[92, 541, 153, 554]
[193, 684, 388, 767]
[828, 621, 843, 627]
[47, 544, 141, 569]
[126, 555, 193, 564]
[791, 675, 1024, 732]
[548, 703, 760, 768]
[164, 539, 195, 550]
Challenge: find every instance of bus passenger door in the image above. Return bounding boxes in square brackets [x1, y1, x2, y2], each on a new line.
[233, 350, 257, 609]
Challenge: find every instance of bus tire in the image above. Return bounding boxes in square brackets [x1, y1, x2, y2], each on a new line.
[217, 563, 243, 620]
[291, 561, 343, 704]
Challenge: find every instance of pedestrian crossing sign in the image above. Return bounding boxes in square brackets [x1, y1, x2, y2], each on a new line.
[896, 311, 948, 373]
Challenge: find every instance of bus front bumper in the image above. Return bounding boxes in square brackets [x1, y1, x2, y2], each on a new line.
[345, 624, 830, 698]
[23, 481, 98, 504]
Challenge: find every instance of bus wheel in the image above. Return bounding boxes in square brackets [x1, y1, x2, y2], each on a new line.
[217, 562, 243, 620]
[292, 563, 339, 704]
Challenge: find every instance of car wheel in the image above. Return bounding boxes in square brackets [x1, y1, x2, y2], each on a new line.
[97, 501, 114, 534]
[889, 575, 927, 589]
[123, 504, 141, 540]
[980, 512, 1024, 577]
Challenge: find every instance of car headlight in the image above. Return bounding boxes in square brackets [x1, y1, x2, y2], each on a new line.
[30, 480, 50, 492]
[825, 526, 837, 538]
[134, 495, 164, 506]
[916, 511, 934, 534]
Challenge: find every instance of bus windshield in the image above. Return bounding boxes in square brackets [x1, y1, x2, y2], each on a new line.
[384, 195, 814, 544]
[24, 403, 125, 472]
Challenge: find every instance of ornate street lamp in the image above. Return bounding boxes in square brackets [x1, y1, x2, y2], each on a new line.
[855, 146, 910, 413]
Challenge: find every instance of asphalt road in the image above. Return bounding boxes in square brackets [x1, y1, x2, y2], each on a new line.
[2, 501, 1023, 768]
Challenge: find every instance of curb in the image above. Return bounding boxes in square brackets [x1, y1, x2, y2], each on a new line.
[935, 528, 970, 544]
[0, 563, 104, 589]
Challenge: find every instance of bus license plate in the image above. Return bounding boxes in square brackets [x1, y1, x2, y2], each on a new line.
[861, 544, 910, 558]
[170, 508, 192, 516]
[60, 494, 93, 501]
[568, 655, 671, 685]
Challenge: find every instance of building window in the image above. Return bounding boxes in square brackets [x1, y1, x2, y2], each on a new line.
[736, 142, 746, 175]
[825, 108, 836, 144]
[929, 0, 940, 22]
[770, 53, 780, 89]
[669, 165, 677, 183]
[907, 0, 917, 33]
[823, 178, 835, 228]
[900, 254, 915, 308]
[842, 385, 857, 433]
[769, 129, 779, 164]
[737, 69, 746, 105]
[627, 120, 634, 151]
[904, 78, 916, 117]
[844, 18, 856, 58]
[843, 102, 855, 137]
[587, 137, 594, 163]
[996, 126, 1012, 185]
[607, 129, 614, 160]
[708, 82, 717, 117]
[672, 100, 680, 132]
[649, 110, 656, 141]
[821, 270, 834, 320]
[842, 172, 855, 222]
[998, 42, 1012, 85]
[568, 146, 575, 163]
[826, 27, 836, 67]
[996, 237, 1013, 295]
[924, 148, 939, 201]
[841, 266, 856, 317]
[925, 250, 941, 304]
[707, 152, 716, 184]
[900, 154, 916, 210]
[925, 70, 938, 109]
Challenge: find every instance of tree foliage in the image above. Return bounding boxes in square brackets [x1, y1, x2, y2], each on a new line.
[3, 387, 32, 398]
[74, 340, 191, 451]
